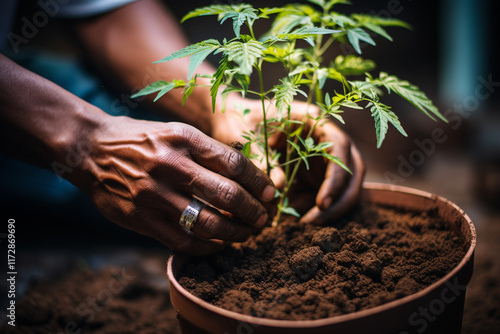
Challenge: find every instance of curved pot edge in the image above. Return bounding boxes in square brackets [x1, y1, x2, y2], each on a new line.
[167, 182, 477, 329]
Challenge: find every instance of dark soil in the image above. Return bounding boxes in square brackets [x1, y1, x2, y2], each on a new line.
[179, 201, 468, 320]
[2, 267, 180, 334]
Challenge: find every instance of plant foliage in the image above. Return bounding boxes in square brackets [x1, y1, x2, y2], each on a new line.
[133, 0, 445, 224]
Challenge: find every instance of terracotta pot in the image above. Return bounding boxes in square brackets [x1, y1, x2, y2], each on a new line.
[167, 182, 477, 334]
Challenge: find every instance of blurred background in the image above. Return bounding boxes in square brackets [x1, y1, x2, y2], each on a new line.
[0, 0, 499, 333]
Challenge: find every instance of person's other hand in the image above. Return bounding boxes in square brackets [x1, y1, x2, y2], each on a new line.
[73, 116, 275, 255]
[211, 96, 365, 225]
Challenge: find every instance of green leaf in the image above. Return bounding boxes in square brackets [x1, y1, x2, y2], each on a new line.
[316, 68, 329, 89]
[352, 14, 411, 29]
[181, 4, 255, 22]
[368, 100, 407, 148]
[287, 139, 302, 154]
[324, 0, 352, 11]
[263, 26, 341, 44]
[188, 45, 219, 79]
[341, 100, 363, 109]
[131, 81, 172, 99]
[346, 27, 375, 54]
[242, 141, 252, 157]
[333, 55, 376, 76]
[315, 141, 334, 151]
[362, 22, 392, 41]
[154, 39, 220, 64]
[349, 80, 381, 100]
[182, 83, 195, 105]
[373, 73, 447, 122]
[281, 205, 300, 217]
[222, 40, 264, 76]
[258, 7, 290, 18]
[220, 8, 259, 38]
[322, 153, 352, 174]
[154, 83, 176, 102]
[210, 56, 229, 111]
[273, 77, 305, 121]
[324, 13, 357, 28]
[267, 9, 314, 37]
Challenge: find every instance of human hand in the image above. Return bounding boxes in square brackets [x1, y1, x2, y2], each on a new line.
[72, 116, 275, 255]
[211, 97, 365, 225]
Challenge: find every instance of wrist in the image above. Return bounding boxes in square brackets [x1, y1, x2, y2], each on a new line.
[49, 101, 110, 186]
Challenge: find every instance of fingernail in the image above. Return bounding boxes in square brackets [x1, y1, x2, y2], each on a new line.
[322, 197, 332, 210]
[262, 185, 275, 202]
[256, 213, 268, 228]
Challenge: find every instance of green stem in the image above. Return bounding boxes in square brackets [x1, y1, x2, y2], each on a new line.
[256, 63, 271, 177]
[247, 19, 256, 39]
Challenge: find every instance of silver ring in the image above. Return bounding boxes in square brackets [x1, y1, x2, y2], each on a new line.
[179, 198, 206, 231]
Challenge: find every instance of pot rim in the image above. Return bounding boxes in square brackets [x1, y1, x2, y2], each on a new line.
[167, 182, 477, 328]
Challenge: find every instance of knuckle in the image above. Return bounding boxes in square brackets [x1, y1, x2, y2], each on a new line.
[223, 149, 246, 177]
[197, 214, 220, 239]
[217, 182, 241, 206]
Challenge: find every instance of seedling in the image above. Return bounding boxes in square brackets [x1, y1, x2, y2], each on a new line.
[132, 0, 445, 224]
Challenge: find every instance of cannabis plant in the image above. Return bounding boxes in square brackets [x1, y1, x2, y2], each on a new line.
[132, 0, 445, 224]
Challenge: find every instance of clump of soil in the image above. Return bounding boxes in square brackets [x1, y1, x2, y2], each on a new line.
[179, 202, 468, 320]
[2, 267, 179, 334]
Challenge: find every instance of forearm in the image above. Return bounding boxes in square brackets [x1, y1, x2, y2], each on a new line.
[74, 0, 219, 134]
[0, 54, 106, 180]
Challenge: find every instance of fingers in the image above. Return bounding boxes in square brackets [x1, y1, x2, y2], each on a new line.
[315, 123, 352, 210]
[137, 191, 254, 255]
[300, 143, 365, 225]
[184, 126, 275, 203]
[159, 152, 269, 228]
[139, 209, 226, 256]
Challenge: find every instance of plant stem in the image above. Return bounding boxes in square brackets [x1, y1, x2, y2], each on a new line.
[256, 62, 271, 177]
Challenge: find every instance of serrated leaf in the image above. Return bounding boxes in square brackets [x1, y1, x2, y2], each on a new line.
[341, 100, 363, 109]
[304, 137, 315, 150]
[362, 22, 392, 41]
[154, 40, 220, 65]
[220, 8, 259, 38]
[324, 13, 357, 28]
[307, 0, 325, 7]
[264, 26, 341, 44]
[182, 4, 254, 22]
[210, 56, 229, 111]
[323, 153, 352, 174]
[131, 81, 172, 99]
[267, 10, 314, 37]
[333, 55, 376, 76]
[369, 100, 407, 148]
[352, 14, 411, 29]
[154, 83, 176, 102]
[373, 73, 447, 122]
[273, 77, 302, 121]
[258, 7, 290, 18]
[346, 27, 375, 54]
[222, 40, 264, 76]
[181, 83, 195, 105]
[349, 80, 381, 99]
[188, 46, 218, 80]
[325, 0, 352, 11]
[315, 141, 334, 151]
[317, 68, 329, 89]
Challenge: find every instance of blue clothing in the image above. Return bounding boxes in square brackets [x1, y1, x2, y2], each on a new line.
[1, 0, 137, 51]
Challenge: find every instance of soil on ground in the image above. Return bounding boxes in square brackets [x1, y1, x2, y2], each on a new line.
[2, 267, 180, 334]
[179, 201, 468, 320]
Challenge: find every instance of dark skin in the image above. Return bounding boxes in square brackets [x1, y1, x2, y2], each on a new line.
[0, 0, 364, 255]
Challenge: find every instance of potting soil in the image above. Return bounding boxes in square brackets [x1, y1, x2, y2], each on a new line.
[179, 201, 468, 320]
